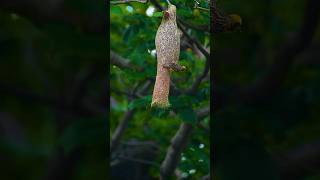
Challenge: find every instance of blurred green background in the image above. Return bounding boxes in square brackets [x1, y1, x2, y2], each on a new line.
[214, 0, 320, 179]
[0, 0, 107, 180]
[110, 0, 210, 179]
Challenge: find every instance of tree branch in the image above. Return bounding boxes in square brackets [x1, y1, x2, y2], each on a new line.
[196, 106, 210, 120]
[194, 4, 209, 12]
[110, 50, 139, 70]
[218, 0, 320, 108]
[177, 22, 210, 60]
[177, 21, 210, 95]
[110, 81, 152, 152]
[110, 109, 136, 152]
[160, 107, 209, 179]
[160, 123, 193, 180]
[185, 56, 210, 94]
[178, 18, 210, 33]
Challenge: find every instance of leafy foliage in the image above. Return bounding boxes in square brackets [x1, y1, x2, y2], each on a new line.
[111, 0, 210, 179]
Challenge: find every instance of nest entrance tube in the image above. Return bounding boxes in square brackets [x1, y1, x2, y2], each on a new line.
[151, 63, 171, 108]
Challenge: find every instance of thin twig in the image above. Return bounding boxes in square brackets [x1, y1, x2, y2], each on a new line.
[194, 5, 209, 12]
[177, 22, 210, 59]
[110, 81, 152, 152]
[178, 18, 209, 32]
[185, 55, 210, 94]
[177, 23, 210, 95]
[111, 50, 141, 70]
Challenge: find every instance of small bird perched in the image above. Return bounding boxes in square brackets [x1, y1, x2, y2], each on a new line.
[151, 2, 185, 108]
[212, 5, 242, 33]
[215, 14, 242, 32]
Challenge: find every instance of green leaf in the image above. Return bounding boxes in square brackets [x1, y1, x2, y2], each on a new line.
[128, 95, 152, 110]
[151, 108, 170, 118]
[170, 95, 194, 109]
[153, 12, 163, 17]
[111, 6, 123, 15]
